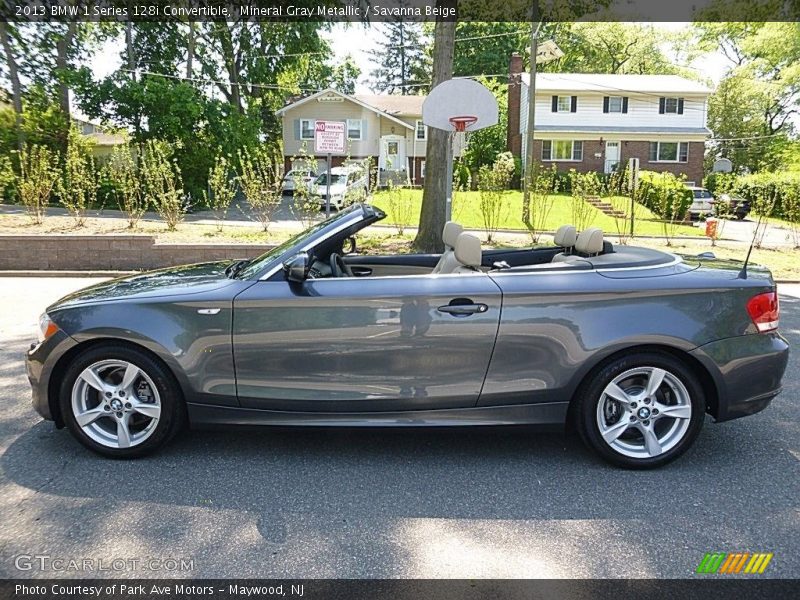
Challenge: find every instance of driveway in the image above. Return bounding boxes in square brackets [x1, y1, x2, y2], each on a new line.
[0, 277, 798, 578]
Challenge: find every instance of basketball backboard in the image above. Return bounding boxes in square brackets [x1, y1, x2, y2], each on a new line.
[422, 79, 499, 132]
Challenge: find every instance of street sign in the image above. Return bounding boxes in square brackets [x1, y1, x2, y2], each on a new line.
[314, 120, 346, 154]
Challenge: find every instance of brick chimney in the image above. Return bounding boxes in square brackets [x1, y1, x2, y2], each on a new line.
[507, 52, 523, 162]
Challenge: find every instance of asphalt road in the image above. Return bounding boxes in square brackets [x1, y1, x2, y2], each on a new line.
[0, 277, 798, 579]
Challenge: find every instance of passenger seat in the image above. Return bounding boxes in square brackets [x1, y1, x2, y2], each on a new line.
[438, 232, 482, 274]
[432, 221, 464, 274]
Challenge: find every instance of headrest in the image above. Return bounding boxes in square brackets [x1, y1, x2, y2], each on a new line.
[554, 225, 577, 248]
[575, 228, 604, 255]
[442, 221, 464, 249]
[455, 232, 482, 268]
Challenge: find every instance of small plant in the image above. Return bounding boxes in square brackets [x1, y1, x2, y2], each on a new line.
[750, 185, 778, 249]
[238, 147, 283, 232]
[58, 128, 98, 227]
[525, 166, 556, 244]
[781, 182, 800, 249]
[16, 144, 59, 225]
[289, 147, 321, 228]
[204, 153, 236, 232]
[451, 162, 471, 223]
[568, 169, 600, 231]
[384, 180, 413, 235]
[106, 144, 146, 229]
[141, 139, 186, 231]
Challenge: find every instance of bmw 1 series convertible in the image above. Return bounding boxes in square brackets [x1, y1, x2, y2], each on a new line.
[26, 203, 789, 468]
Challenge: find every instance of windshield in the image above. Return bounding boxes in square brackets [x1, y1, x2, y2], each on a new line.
[315, 173, 346, 186]
[693, 190, 713, 199]
[235, 206, 361, 279]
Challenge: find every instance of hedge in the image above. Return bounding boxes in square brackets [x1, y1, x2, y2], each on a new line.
[637, 170, 693, 220]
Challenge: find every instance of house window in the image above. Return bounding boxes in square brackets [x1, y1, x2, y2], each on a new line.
[300, 119, 314, 140]
[415, 120, 426, 140]
[659, 97, 684, 114]
[557, 96, 572, 112]
[649, 141, 689, 162]
[346, 119, 362, 140]
[542, 140, 583, 161]
[608, 96, 623, 112]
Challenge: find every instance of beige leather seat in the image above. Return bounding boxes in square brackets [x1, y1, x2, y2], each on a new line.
[432, 221, 464, 274]
[553, 227, 604, 262]
[437, 232, 482, 274]
[551, 225, 577, 262]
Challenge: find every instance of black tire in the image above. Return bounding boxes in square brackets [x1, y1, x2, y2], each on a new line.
[574, 351, 705, 469]
[59, 344, 185, 458]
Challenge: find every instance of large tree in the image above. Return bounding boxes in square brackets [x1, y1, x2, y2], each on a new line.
[412, 18, 455, 253]
[368, 22, 429, 95]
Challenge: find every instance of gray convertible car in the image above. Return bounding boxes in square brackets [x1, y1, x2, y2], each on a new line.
[27, 204, 788, 468]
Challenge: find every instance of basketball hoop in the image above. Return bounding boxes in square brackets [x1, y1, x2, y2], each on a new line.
[448, 115, 478, 132]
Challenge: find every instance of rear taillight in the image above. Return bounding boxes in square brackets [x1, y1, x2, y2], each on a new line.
[746, 291, 779, 333]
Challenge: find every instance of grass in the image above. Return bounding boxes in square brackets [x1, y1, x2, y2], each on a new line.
[371, 189, 699, 238]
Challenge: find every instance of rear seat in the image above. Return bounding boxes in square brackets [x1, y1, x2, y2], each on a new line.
[551, 225, 577, 262]
[553, 227, 604, 262]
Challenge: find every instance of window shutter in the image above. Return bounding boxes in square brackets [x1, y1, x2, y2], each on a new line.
[622, 97, 629, 113]
[573, 141, 583, 161]
[293, 119, 301, 140]
[658, 98, 666, 114]
[361, 119, 368, 141]
[542, 140, 552, 160]
[649, 142, 658, 161]
[603, 97, 609, 113]
[551, 96, 558, 112]
[571, 96, 578, 112]
[678, 98, 685, 114]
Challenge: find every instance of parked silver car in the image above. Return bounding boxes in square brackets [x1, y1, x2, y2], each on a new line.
[281, 168, 317, 195]
[311, 166, 369, 209]
[27, 205, 788, 468]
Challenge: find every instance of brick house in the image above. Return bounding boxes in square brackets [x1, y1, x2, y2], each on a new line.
[507, 54, 712, 185]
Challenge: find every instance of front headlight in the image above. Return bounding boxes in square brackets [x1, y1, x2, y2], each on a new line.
[37, 313, 59, 343]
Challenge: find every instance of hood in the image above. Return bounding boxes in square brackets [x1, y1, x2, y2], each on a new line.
[317, 183, 347, 195]
[49, 261, 240, 310]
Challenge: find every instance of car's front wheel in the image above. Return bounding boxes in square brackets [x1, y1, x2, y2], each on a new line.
[59, 344, 185, 458]
[575, 352, 705, 469]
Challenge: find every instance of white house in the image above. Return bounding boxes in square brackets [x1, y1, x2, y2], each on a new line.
[277, 88, 430, 185]
[507, 54, 713, 184]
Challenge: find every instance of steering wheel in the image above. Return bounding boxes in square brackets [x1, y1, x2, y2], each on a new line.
[329, 253, 354, 278]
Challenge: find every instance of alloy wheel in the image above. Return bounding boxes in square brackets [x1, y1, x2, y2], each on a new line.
[70, 359, 162, 449]
[596, 366, 693, 459]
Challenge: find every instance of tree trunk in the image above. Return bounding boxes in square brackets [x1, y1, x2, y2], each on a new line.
[55, 22, 77, 151]
[411, 17, 455, 254]
[0, 22, 24, 149]
[125, 22, 142, 138]
[186, 21, 195, 80]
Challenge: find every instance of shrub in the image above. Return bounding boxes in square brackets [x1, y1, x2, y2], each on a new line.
[638, 171, 692, 245]
[568, 170, 601, 231]
[105, 144, 146, 229]
[16, 144, 59, 224]
[525, 167, 556, 244]
[238, 146, 282, 232]
[58, 128, 98, 226]
[204, 153, 236, 232]
[383, 180, 414, 235]
[141, 140, 186, 231]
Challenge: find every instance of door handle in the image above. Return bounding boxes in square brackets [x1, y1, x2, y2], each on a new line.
[437, 303, 488, 316]
[351, 266, 373, 276]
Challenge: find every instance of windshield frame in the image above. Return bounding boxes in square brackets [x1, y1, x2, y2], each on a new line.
[235, 204, 371, 281]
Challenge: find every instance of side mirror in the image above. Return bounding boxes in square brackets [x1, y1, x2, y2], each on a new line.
[344, 236, 357, 255]
[283, 252, 309, 282]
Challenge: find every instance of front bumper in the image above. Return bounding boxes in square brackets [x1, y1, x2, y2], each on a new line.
[26, 329, 77, 423]
[691, 332, 789, 422]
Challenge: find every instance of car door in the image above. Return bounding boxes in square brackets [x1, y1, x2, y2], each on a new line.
[232, 273, 502, 412]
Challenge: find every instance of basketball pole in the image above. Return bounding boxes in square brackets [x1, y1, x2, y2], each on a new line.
[445, 131, 455, 222]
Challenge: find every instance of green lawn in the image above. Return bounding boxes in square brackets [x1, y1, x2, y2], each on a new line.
[371, 189, 699, 238]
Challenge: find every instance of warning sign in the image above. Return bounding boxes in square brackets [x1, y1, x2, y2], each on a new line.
[314, 120, 346, 154]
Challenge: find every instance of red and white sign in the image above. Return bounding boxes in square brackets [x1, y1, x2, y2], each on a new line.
[314, 120, 346, 154]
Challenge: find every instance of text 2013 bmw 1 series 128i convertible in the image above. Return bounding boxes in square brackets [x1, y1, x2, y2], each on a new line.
[26, 204, 789, 468]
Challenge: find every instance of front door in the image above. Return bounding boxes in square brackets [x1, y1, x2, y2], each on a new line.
[604, 141, 620, 173]
[232, 274, 501, 412]
[380, 135, 406, 171]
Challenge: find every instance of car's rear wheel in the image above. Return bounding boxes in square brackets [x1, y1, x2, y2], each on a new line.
[575, 352, 704, 469]
[59, 344, 184, 458]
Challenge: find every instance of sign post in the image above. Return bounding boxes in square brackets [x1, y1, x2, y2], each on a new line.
[314, 120, 346, 218]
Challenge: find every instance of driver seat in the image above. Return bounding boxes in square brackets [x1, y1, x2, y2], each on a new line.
[438, 232, 482, 274]
[432, 221, 464, 274]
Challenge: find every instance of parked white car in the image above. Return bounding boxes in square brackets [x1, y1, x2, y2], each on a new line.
[687, 186, 715, 219]
[282, 168, 317, 195]
[312, 166, 369, 209]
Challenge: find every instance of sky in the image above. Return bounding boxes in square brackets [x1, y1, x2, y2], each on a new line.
[86, 22, 732, 113]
